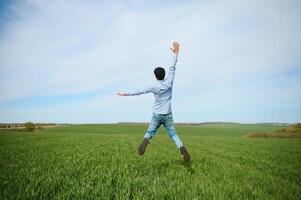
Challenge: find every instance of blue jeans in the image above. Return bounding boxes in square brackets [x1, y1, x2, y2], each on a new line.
[144, 112, 184, 149]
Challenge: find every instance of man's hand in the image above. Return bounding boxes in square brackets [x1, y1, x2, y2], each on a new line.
[170, 41, 180, 55]
[117, 92, 128, 96]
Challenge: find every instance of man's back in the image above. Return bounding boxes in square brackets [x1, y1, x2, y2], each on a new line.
[153, 80, 173, 114]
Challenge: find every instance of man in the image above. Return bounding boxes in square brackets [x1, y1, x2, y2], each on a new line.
[117, 42, 191, 162]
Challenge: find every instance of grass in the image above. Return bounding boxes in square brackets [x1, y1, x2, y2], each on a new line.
[1, 124, 301, 199]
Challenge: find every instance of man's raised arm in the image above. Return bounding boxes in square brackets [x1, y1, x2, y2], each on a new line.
[166, 42, 180, 86]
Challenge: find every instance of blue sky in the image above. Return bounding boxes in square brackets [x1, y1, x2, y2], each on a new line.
[0, 0, 300, 123]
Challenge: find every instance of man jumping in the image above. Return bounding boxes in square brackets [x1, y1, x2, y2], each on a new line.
[117, 42, 191, 162]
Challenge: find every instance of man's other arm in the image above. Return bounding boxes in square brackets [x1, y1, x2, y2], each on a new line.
[166, 41, 180, 86]
[117, 86, 155, 96]
[166, 55, 178, 86]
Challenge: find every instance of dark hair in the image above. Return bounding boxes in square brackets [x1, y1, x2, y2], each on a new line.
[154, 67, 165, 80]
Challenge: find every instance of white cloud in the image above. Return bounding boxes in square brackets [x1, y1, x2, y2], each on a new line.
[0, 0, 300, 122]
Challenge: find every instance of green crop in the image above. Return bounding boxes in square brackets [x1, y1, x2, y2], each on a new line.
[1, 124, 300, 199]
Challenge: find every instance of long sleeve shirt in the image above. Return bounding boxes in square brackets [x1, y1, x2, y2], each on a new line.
[127, 54, 178, 114]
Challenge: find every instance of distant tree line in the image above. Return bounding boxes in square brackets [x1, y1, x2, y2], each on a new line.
[0, 123, 71, 129]
[118, 122, 293, 126]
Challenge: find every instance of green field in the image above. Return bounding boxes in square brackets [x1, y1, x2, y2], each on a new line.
[1, 124, 301, 199]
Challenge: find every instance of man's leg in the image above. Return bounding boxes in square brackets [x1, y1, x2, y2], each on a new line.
[163, 113, 190, 162]
[162, 113, 183, 148]
[144, 114, 161, 140]
[138, 114, 161, 155]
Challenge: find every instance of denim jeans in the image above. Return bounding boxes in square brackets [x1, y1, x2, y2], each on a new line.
[144, 112, 184, 149]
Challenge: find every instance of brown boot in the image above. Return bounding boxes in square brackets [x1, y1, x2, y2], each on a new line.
[138, 138, 149, 155]
[180, 146, 191, 162]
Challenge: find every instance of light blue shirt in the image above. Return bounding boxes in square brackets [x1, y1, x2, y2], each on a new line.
[127, 54, 178, 114]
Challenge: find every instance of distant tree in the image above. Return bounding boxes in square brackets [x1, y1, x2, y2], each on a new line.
[25, 122, 36, 132]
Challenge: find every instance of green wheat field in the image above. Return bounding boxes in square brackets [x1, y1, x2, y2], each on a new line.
[1, 124, 301, 199]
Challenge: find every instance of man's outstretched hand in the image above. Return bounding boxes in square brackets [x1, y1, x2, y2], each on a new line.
[117, 92, 127, 96]
[170, 41, 180, 55]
